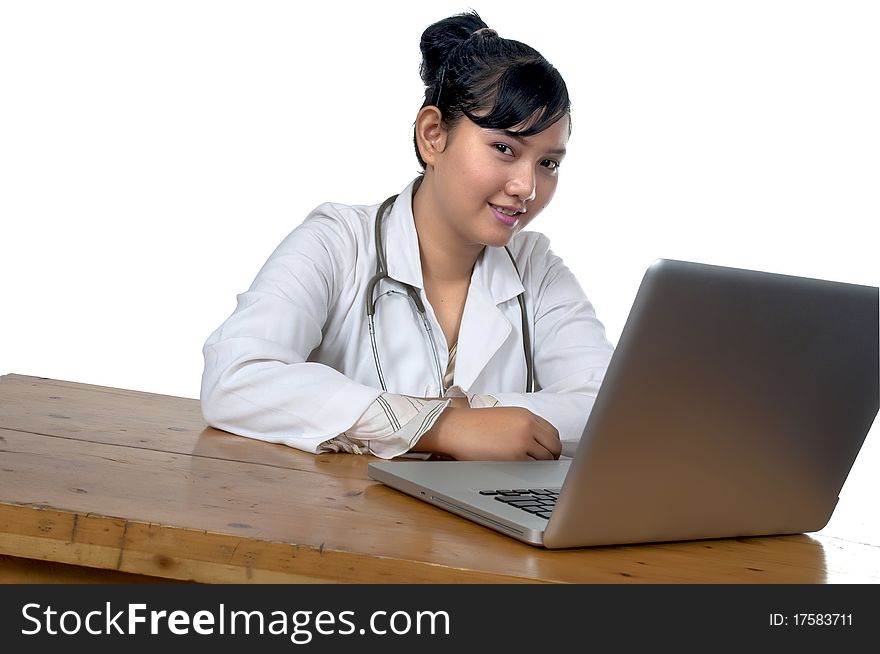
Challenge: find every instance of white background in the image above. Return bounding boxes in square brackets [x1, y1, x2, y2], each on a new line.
[1, 2, 877, 545]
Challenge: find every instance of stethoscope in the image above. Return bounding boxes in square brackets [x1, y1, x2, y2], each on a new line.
[365, 194, 535, 394]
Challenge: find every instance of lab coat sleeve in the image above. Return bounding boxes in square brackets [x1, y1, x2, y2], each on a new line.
[200, 205, 383, 453]
[490, 235, 614, 442]
[329, 393, 452, 459]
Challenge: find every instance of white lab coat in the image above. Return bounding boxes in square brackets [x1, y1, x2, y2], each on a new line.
[200, 177, 614, 454]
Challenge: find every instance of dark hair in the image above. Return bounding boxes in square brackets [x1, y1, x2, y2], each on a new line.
[413, 10, 571, 169]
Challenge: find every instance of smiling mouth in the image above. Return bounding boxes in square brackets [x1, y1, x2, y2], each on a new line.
[489, 204, 521, 227]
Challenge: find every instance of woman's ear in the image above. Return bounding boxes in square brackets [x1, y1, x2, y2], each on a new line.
[414, 106, 448, 168]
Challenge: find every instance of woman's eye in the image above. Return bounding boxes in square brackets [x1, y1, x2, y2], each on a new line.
[494, 143, 514, 156]
[542, 159, 560, 171]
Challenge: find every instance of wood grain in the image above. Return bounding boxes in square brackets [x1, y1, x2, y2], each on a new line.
[0, 554, 176, 583]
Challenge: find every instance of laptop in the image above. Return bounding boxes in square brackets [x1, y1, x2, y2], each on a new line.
[368, 259, 879, 548]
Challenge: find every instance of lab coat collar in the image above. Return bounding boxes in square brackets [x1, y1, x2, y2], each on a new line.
[472, 241, 525, 305]
[385, 178, 425, 290]
[385, 177, 525, 305]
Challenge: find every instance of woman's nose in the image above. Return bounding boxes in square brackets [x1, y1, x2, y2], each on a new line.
[505, 166, 536, 203]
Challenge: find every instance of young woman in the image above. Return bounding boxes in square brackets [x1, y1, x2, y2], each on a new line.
[200, 11, 614, 461]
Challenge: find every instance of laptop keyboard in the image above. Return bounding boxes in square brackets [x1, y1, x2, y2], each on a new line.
[479, 488, 560, 520]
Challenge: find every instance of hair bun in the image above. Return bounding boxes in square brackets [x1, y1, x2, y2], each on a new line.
[418, 10, 489, 85]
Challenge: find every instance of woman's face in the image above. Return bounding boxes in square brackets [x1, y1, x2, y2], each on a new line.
[429, 113, 569, 248]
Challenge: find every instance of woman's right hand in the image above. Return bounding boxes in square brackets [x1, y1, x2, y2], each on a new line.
[416, 406, 562, 461]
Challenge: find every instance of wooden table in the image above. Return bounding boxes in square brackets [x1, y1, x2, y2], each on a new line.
[1, 373, 878, 583]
